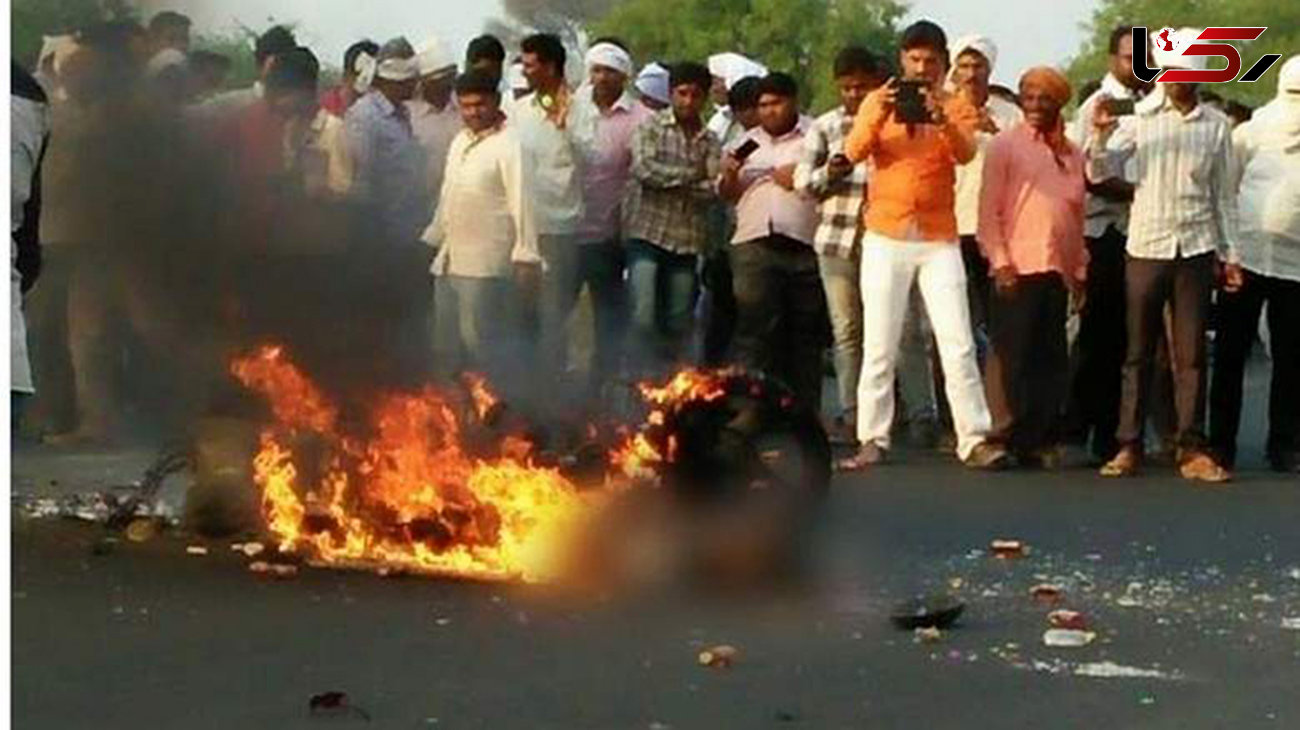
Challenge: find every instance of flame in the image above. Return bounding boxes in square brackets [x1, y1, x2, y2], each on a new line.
[232, 348, 586, 583]
[609, 369, 732, 481]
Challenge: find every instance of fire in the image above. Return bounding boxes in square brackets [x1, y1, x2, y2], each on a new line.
[610, 369, 732, 482]
[232, 346, 587, 583]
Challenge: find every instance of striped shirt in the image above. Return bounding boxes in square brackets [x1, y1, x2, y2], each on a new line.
[1090, 97, 1240, 262]
[623, 109, 722, 255]
[794, 106, 868, 259]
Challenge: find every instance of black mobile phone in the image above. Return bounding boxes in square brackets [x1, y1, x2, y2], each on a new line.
[732, 138, 761, 161]
[1106, 98, 1136, 116]
[895, 80, 932, 124]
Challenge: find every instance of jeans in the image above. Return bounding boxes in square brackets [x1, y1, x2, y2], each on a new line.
[857, 233, 992, 460]
[730, 236, 827, 414]
[541, 237, 627, 386]
[1209, 269, 1300, 467]
[818, 254, 862, 421]
[1116, 252, 1215, 451]
[626, 238, 698, 376]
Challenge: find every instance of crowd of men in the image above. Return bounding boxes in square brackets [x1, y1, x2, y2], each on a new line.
[10, 12, 1300, 480]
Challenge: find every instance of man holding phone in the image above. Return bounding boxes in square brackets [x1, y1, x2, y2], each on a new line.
[838, 20, 1007, 470]
[718, 72, 824, 413]
[795, 46, 888, 441]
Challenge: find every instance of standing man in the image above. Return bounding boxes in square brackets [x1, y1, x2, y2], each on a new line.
[408, 37, 461, 219]
[636, 62, 671, 112]
[563, 41, 652, 391]
[465, 35, 508, 96]
[514, 33, 584, 383]
[424, 71, 541, 386]
[623, 62, 721, 376]
[320, 40, 379, 118]
[194, 25, 297, 118]
[707, 53, 768, 149]
[795, 46, 887, 440]
[345, 39, 430, 383]
[948, 34, 1022, 352]
[1210, 56, 1300, 474]
[12, 61, 51, 430]
[838, 20, 1007, 470]
[1064, 25, 1155, 464]
[978, 67, 1087, 467]
[1091, 36, 1239, 482]
[719, 72, 824, 412]
[145, 11, 190, 60]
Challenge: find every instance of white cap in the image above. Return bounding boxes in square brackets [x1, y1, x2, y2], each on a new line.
[1153, 27, 1209, 71]
[708, 52, 767, 90]
[414, 36, 456, 79]
[1278, 54, 1300, 94]
[636, 62, 671, 105]
[950, 34, 998, 73]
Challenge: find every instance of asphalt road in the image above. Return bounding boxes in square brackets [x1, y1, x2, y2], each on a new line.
[12, 441, 1300, 730]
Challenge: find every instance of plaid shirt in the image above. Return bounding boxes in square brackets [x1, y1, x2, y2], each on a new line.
[623, 109, 722, 255]
[794, 106, 868, 259]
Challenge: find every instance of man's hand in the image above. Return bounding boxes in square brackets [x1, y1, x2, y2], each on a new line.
[1221, 261, 1245, 293]
[993, 265, 1018, 293]
[772, 163, 797, 191]
[864, 79, 898, 127]
[1091, 95, 1118, 142]
[1066, 275, 1087, 314]
[827, 153, 854, 181]
[720, 153, 743, 178]
[923, 84, 950, 126]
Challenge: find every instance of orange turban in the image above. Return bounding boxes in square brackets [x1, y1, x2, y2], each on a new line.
[1019, 66, 1072, 108]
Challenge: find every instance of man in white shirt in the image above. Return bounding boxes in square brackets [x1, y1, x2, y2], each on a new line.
[1090, 38, 1240, 482]
[424, 71, 542, 385]
[12, 61, 51, 429]
[1211, 55, 1300, 474]
[408, 37, 461, 224]
[514, 33, 585, 381]
[719, 72, 824, 412]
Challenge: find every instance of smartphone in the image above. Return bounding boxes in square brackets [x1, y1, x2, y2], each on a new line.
[1106, 98, 1136, 116]
[732, 138, 761, 161]
[895, 80, 933, 124]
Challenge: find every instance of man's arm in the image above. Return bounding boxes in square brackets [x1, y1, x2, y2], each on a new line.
[940, 93, 979, 165]
[503, 136, 542, 268]
[976, 134, 1012, 272]
[794, 122, 835, 198]
[1210, 122, 1241, 265]
[845, 84, 894, 164]
[343, 111, 376, 201]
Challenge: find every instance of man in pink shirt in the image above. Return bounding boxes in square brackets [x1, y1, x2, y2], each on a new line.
[719, 72, 824, 412]
[977, 67, 1087, 466]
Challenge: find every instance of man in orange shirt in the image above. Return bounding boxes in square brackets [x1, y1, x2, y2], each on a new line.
[839, 20, 1008, 470]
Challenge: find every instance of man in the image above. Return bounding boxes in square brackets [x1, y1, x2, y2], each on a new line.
[948, 34, 1023, 350]
[838, 20, 1007, 470]
[636, 62, 671, 112]
[795, 46, 887, 440]
[424, 70, 541, 386]
[188, 50, 231, 101]
[978, 67, 1087, 467]
[514, 33, 585, 381]
[193, 25, 296, 117]
[707, 52, 768, 148]
[408, 37, 461, 217]
[1091, 34, 1240, 482]
[12, 61, 51, 431]
[345, 38, 430, 383]
[624, 62, 722, 375]
[700, 75, 762, 367]
[1064, 24, 1156, 464]
[1210, 55, 1300, 474]
[146, 10, 191, 56]
[719, 72, 824, 412]
[559, 41, 652, 390]
[321, 40, 379, 118]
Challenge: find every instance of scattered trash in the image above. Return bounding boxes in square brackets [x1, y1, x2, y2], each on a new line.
[698, 645, 740, 669]
[249, 561, 298, 579]
[773, 709, 799, 723]
[1281, 617, 1300, 631]
[913, 627, 943, 644]
[1030, 584, 1063, 603]
[231, 542, 265, 557]
[308, 691, 370, 721]
[1048, 610, 1089, 630]
[1140, 696, 1157, 706]
[434, 618, 452, 627]
[890, 594, 965, 630]
[185, 545, 209, 556]
[1251, 593, 1276, 604]
[1043, 629, 1096, 648]
[1074, 661, 1181, 680]
[990, 539, 1028, 559]
[125, 518, 161, 543]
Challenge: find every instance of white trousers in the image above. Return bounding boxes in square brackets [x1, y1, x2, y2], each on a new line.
[856, 232, 991, 459]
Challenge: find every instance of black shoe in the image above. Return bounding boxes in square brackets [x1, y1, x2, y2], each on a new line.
[1268, 453, 1299, 475]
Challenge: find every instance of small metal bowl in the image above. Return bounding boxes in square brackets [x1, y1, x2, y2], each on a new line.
[889, 594, 966, 630]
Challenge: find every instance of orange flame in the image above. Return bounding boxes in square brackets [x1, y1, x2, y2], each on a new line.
[231, 348, 586, 583]
[609, 369, 732, 481]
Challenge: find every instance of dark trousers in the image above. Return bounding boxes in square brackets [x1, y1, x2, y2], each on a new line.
[553, 240, 628, 385]
[1065, 226, 1128, 459]
[701, 248, 738, 366]
[730, 236, 827, 413]
[986, 273, 1069, 455]
[1117, 252, 1215, 451]
[1209, 270, 1300, 467]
